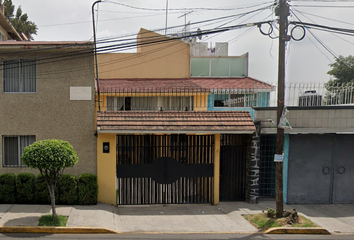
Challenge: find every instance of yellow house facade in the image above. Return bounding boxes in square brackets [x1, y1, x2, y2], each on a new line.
[95, 29, 256, 206]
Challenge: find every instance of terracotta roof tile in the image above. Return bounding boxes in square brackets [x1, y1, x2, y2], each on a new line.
[98, 78, 274, 92]
[97, 111, 255, 134]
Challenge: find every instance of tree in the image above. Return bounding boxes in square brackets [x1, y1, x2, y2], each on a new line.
[325, 55, 354, 105]
[327, 55, 354, 84]
[22, 139, 78, 220]
[3, 0, 37, 40]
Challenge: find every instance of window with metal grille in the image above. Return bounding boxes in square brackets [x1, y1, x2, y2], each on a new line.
[214, 93, 257, 107]
[3, 60, 36, 93]
[259, 134, 276, 199]
[2, 136, 36, 167]
[107, 96, 194, 111]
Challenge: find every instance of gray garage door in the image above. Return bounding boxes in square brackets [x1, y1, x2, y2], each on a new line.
[288, 134, 354, 204]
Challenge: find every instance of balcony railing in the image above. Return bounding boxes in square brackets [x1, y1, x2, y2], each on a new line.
[268, 82, 354, 107]
[96, 87, 267, 111]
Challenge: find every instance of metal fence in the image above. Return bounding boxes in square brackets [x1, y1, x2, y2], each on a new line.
[97, 87, 267, 111]
[95, 81, 354, 111]
[269, 81, 354, 107]
[259, 134, 276, 199]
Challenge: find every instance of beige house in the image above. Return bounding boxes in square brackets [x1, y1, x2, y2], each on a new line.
[0, 41, 96, 176]
[0, 1, 22, 41]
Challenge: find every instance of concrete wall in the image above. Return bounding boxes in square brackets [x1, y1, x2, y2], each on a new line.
[97, 28, 190, 79]
[254, 106, 354, 133]
[0, 46, 96, 176]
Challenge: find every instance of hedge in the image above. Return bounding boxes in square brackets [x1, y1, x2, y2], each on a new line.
[0, 173, 17, 203]
[0, 173, 97, 205]
[35, 174, 59, 204]
[78, 173, 98, 205]
[16, 173, 35, 203]
[59, 174, 78, 204]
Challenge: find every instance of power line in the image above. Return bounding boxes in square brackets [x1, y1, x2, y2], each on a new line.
[0, 5, 274, 57]
[203, 7, 268, 42]
[0, 21, 272, 74]
[228, 12, 276, 43]
[290, 21, 354, 35]
[38, 12, 181, 28]
[291, 9, 354, 26]
[292, 9, 354, 45]
[292, 4, 354, 7]
[291, 11, 339, 62]
[95, 4, 274, 43]
[292, 0, 354, 2]
[104, 0, 275, 11]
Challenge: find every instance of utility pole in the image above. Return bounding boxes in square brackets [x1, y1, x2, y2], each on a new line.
[275, 0, 289, 218]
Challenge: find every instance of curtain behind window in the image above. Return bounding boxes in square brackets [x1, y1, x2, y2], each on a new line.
[3, 137, 18, 166]
[3, 60, 36, 93]
[21, 60, 36, 92]
[3, 136, 35, 167]
[3, 61, 20, 92]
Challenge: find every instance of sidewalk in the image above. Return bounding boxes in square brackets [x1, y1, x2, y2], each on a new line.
[1, 201, 354, 234]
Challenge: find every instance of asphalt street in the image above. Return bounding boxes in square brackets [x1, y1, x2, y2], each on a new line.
[0, 234, 354, 240]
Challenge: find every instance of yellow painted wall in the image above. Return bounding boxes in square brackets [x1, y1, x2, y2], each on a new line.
[213, 134, 220, 205]
[97, 28, 190, 79]
[95, 92, 209, 112]
[97, 133, 117, 205]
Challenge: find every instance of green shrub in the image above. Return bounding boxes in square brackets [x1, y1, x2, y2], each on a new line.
[59, 174, 78, 204]
[16, 173, 35, 203]
[35, 174, 59, 204]
[78, 174, 98, 205]
[0, 173, 16, 203]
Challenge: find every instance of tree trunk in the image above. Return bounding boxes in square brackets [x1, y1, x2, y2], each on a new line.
[48, 184, 57, 221]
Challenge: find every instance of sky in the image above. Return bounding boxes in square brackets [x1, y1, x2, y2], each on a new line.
[9, 0, 354, 86]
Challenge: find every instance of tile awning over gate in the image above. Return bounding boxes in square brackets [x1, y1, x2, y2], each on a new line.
[96, 111, 255, 134]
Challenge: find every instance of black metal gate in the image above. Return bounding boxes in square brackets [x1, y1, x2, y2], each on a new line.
[116, 134, 214, 205]
[219, 134, 249, 201]
[259, 134, 276, 199]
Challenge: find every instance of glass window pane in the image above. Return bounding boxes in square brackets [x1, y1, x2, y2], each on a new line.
[3, 60, 36, 93]
[19, 136, 35, 165]
[230, 58, 247, 77]
[3, 61, 20, 92]
[3, 137, 18, 166]
[20, 60, 36, 92]
[190, 58, 210, 77]
[211, 58, 229, 77]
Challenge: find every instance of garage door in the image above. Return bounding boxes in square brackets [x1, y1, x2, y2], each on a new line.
[288, 134, 354, 204]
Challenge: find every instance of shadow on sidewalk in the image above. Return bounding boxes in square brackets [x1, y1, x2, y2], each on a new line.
[2, 216, 39, 226]
[69, 201, 266, 216]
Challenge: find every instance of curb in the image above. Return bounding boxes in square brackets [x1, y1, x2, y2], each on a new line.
[0, 227, 119, 234]
[118, 231, 257, 235]
[264, 227, 331, 235]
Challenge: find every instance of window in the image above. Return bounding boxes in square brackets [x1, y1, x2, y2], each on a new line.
[107, 96, 194, 111]
[3, 60, 36, 93]
[214, 93, 257, 107]
[2, 136, 35, 167]
[0, 32, 6, 41]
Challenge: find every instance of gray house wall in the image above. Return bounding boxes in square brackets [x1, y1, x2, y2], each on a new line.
[254, 106, 354, 203]
[0, 45, 96, 176]
[254, 106, 354, 133]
